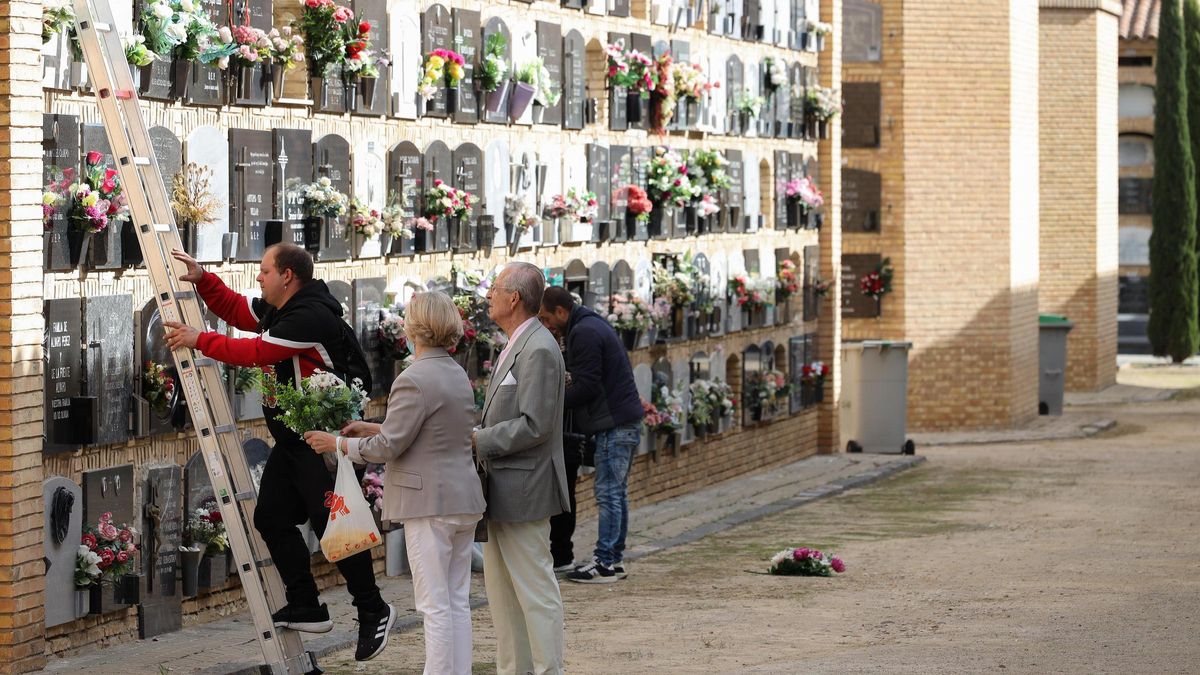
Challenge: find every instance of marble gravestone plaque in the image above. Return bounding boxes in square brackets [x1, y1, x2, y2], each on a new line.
[611, 0, 631, 17]
[587, 261, 611, 313]
[422, 4, 453, 118]
[148, 127, 182, 206]
[788, 63, 805, 139]
[803, 245, 820, 321]
[741, 344, 763, 423]
[692, 253, 711, 335]
[353, 0, 391, 116]
[81, 124, 122, 270]
[607, 32, 630, 131]
[452, 8, 481, 124]
[352, 278, 389, 397]
[563, 260, 588, 301]
[537, 140, 562, 245]
[841, 253, 882, 318]
[186, 126, 231, 262]
[184, 451, 212, 515]
[83, 464, 136, 614]
[743, 0, 762, 41]
[706, 51, 728, 133]
[229, 129, 272, 262]
[137, 299, 183, 436]
[760, 0, 777, 44]
[41, 20, 72, 92]
[230, 0, 273, 107]
[424, 141, 453, 252]
[353, 139, 388, 258]
[774, 151, 790, 229]
[633, 363, 652, 453]
[843, 82, 882, 148]
[723, 148, 743, 233]
[669, 40, 689, 129]
[610, 145, 631, 240]
[180, 0, 228, 106]
[139, 466, 183, 639]
[562, 30, 587, 131]
[389, 0, 421, 119]
[327, 281, 353, 329]
[629, 34, 652, 130]
[743, 151, 761, 230]
[727, 249, 746, 332]
[43, 113, 79, 272]
[273, 129, 314, 250]
[708, 252, 727, 337]
[634, 258, 653, 304]
[673, 358, 693, 444]
[484, 139, 510, 250]
[536, 21, 563, 126]
[43, 477, 83, 628]
[452, 143, 483, 252]
[510, 146, 539, 247]
[84, 295, 133, 446]
[844, 0, 883, 62]
[314, 134, 352, 261]
[482, 18, 513, 125]
[388, 141, 422, 255]
[772, 62, 791, 137]
[587, 144, 611, 235]
[843, 168, 881, 233]
[611, 260, 634, 294]
[44, 299, 83, 452]
[726, 56, 744, 135]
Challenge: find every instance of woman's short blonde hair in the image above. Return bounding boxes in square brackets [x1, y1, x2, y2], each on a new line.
[404, 291, 463, 351]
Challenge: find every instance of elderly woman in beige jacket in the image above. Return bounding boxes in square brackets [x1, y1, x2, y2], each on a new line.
[305, 291, 486, 675]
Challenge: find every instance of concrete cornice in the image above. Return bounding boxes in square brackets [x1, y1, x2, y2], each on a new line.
[1039, 0, 1124, 17]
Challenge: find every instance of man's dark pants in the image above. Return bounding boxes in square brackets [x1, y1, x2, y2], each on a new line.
[549, 440, 582, 568]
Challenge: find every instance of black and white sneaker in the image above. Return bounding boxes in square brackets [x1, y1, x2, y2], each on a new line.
[566, 560, 620, 584]
[354, 603, 396, 662]
[611, 562, 628, 579]
[271, 603, 333, 633]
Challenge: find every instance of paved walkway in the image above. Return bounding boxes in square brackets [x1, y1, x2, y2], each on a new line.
[41, 452, 922, 674]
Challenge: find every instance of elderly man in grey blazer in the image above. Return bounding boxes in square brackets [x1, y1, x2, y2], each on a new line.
[473, 262, 570, 675]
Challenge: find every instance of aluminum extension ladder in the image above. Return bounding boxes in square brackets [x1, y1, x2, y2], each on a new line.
[70, 2, 319, 672]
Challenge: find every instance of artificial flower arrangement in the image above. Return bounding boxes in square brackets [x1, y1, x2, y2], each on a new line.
[811, 275, 832, 298]
[423, 179, 477, 224]
[361, 466, 384, 513]
[255, 367, 368, 435]
[806, 20, 835, 36]
[697, 194, 720, 218]
[347, 197, 383, 238]
[298, 176, 349, 218]
[650, 53, 678, 133]
[68, 151, 131, 234]
[568, 188, 599, 224]
[646, 147, 698, 209]
[607, 292, 665, 333]
[647, 385, 685, 435]
[42, 0, 74, 44]
[186, 497, 228, 556]
[604, 40, 657, 97]
[860, 257, 894, 301]
[339, 17, 379, 78]
[419, 48, 465, 100]
[770, 547, 845, 576]
[267, 26, 305, 71]
[528, 58, 562, 107]
[777, 259, 801, 300]
[505, 192, 541, 234]
[380, 191, 415, 240]
[42, 167, 73, 231]
[801, 361, 830, 387]
[734, 89, 766, 118]
[687, 378, 737, 429]
[690, 149, 733, 193]
[542, 193, 572, 221]
[728, 273, 775, 311]
[216, 23, 270, 69]
[171, 162, 222, 241]
[653, 253, 701, 308]
[78, 512, 138, 587]
[805, 86, 842, 121]
[296, 0, 355, 78]
[625, 185, 653, 224]
[123, 35, 157, 67]
[477, 33, 509, 93]
[142, 361, 176, 416]
[762, 57, 788, 92]
[744, 370, 787, 414]
[140, 0, 219, 63]
[785, 176, 825, 209]
[675, 60, 717, 100]
[376, 308, 409, 360]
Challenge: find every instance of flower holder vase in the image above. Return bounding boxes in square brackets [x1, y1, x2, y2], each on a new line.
[507, 223, 522, 256]
[271, 63, 286, 101]
[447, 86, 460, 113]
[684, 205, 698, 234]
[818, 120, 830, 140]
[342, 76, 358, 113]
[532, 102, 545, 124]
[121, 221, 143, 267]
[626, 91, 643, 124]
[197, 552, 229, 590]
[67, 229, 90, 268]
[180, 548, 202, 597]
[485, 81, 509, 113]
[171, 59, 192, 100]
[671, 305, 686, 340]
[358, 76, 377, 108]
[816, 34, 826, 52]
[128, 63, 143, 90]
[414, 227, 429, 253]
[648, 206, 667, 239]
[302, 217, 322, 254]
[620, 329, 639, 351]
[786, 200, 802, 230]
[509, 81, 535, 120]
[74, 588, 90, 618]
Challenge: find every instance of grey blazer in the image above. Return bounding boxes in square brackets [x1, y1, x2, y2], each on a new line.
[475, 321, 570, 523]
[347, 349, 486, 522]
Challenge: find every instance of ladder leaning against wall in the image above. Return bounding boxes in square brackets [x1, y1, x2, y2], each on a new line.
[70, 1, 319, 672]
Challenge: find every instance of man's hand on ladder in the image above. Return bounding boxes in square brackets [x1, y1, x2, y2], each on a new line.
[172, 249, 205, 284]
[163, 321, 200, 350]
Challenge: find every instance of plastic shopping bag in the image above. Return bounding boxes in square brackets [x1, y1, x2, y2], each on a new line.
[320, 451, 383, 563]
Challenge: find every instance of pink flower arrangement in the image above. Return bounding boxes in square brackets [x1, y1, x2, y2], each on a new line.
[728, 274, 773, 310]
[604, 41, 657, 96]
[42, 167, 74, 231]
[777, 259, 801, 299]
[66, 151, 130, 234]
[81, 512, 138, 583]
[361, 466, 384, 513]
[543, 193, 572, 220]
[697, 193, 720, 218]
[422, 179, 478, 224]
[785, 176, 825, 209]
[769, 546, 845, 576]
[625, 185, 653, 223]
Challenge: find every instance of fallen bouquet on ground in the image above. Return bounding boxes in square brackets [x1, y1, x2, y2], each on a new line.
[769, 547, 845, 576]
[255, 367, 367, 435]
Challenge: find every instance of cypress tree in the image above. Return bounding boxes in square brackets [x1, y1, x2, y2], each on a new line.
[1188, 0, 1200, 323]
[1147, 0, 1200, 362]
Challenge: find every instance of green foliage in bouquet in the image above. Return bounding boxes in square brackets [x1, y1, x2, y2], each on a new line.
[255, 368, 367, 435]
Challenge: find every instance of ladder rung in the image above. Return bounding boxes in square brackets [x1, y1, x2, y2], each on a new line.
[152, 223, 172, 232]
[132, 157, 151, 166]
[235, 491, 257, 501]
[93, 21, 111, 31]
[193, 356, 216, 367]
[173, 290, 196, 301]
[214, 424, 236, 434]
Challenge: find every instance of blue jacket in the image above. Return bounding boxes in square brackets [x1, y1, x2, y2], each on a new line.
[563, 305, 644, 433]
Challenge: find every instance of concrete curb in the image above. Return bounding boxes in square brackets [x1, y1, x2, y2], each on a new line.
[205, 454, 926, 674]
[913, 419, 1117, 447]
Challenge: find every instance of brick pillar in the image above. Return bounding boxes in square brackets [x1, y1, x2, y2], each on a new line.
[0, 0, 48, 671]
[1038, 0, 1120, 392]
[901, 0, 1041, 430]
[818, 0, 843, 453]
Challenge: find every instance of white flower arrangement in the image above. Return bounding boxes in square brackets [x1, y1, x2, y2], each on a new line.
[298, 177, 349, 218]
[806, 20, 834, 36]
[505, 192, 542, 233]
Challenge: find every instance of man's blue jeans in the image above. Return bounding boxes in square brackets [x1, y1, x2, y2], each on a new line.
[592, 423, 641, 565]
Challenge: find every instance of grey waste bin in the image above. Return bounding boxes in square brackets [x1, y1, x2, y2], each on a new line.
[840, 340, 915, 455]
[1038, 315, 1074, 416]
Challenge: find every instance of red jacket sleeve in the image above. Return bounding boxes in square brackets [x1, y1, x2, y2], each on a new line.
[195, 332, 307, 368]
[196, 271, 261, 333]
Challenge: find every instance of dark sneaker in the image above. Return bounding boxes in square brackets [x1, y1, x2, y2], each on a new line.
[566, 560, 619, 584]
[611, 562, 628, 579]
[272, 603, 333, 633]
[355, 603, 396, 662]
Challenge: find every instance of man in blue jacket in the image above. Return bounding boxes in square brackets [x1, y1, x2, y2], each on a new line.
[539, 287, 644, 583]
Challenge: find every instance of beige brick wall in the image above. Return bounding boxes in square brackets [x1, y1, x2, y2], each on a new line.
[818, 0, 843, 453]
[1039, 5, 1119, 392]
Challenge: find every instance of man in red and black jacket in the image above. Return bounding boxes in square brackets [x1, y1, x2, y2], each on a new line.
[164, 244, 394, 662]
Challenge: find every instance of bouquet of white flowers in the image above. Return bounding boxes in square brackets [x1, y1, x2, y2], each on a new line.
[299, 177, 349, 219]
[256, 368, 367, 435]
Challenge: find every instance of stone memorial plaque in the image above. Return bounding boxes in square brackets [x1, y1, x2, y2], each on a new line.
[482, 17, 513, 125]
[611, 0, 631, 17]
[634, 258, 653, 304]
[484, 139, 510, 249]
[726, 55, 744, 134]
[652, 358, 674, 415]
[181, 0, 228, 106]
[83, 465, 136, 530]
[743, 0, 762, 41]
[610, 145, 631, 240]
[137, 299, 186, 436]
[741, 344, 762, 423]
[536, 21, 563, 126]
[388, 141, 422, 255]
[510, 146, 539, 247]
[537, 140, 562, 245]
[693, 253, 711, 334]
[607, 32, 630, 132]
[788, 64, 805, 138]
[842, 253, 882, 318]
[328, 281, 353, 323]
[564, 259, 588, 300]
[274, 129, 313, 226]
[709, 252, 727, 336]
[670, 40, 689, 129]
[562, 30, 587, 130]
[149, 126, 182, 203]
[587, 144, 611, 227]
[353, 0, 391, 116]
[761, 0, 778, 44]
[353, 139, 388, 258]
[745, 59, 764, 137]
[353, 278, 389, 397]
[843, 168, 881, 233]
[722, 148, 743, 232]
[43, 114, 79, 272]
[772, 62, 791, 137]
[845, 0, 883, 62]
[314, 134, 352, 261]
[229, 129, 272, 262]
[453, 143, 483, 252]
[41, 24, 72, 92]
[706, 51, 728, 133]
[84, 295, 133, 445]
[803, 245, 820, 321]
[81, 125, 122, 270]
[673, 357, 693, 443]
[184, 451, 212, 515]
[742, 151, 761, 230]
[452, 8, 481, 124]
[139, 465, 183, 638]
[629, 34, 652, 130]
[587, 0, 606, 16]
[789, 0, 805, 50]
[612, 259, 634, 293]
[422, 4, 453, 118]
[844, 82, 881, 148]
[587, 261, 611, 313]
[744, 249, 761, 276]
[43, 477, 83, 627]
[727, 0, 744, 37]
[424, 140, 453, 252]
[563, 0, 584, 8]
[690, 350, 711, 381]
[774, 151, 790, 230]
[389, 0, 421, 119]
[186, 126, 230, 262]
[44, 299, 83, 452]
